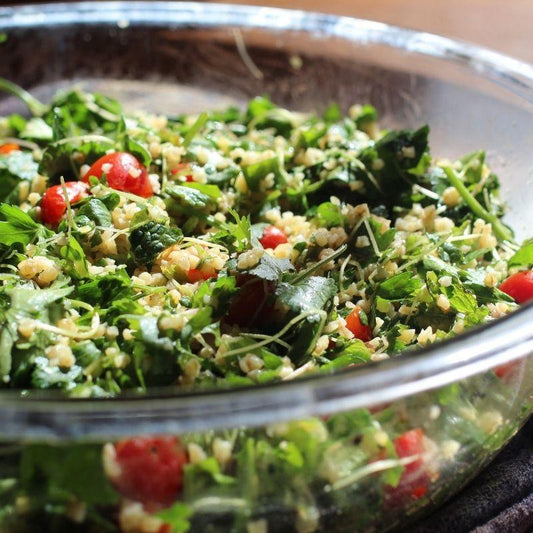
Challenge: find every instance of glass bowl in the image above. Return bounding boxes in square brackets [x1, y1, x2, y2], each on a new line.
[0, 3, 532, 532]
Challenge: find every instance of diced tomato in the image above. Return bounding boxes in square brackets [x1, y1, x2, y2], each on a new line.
[84, 152, 152, 197]
[385, 428, 429, 507]
[110, 436, 187, 511]
[394, 429, 425, 473]
[187, 267, 217, 283]
[225, 275, 275, 327]
[499, 270, 533, 304]
[259, 225, 288, 249]
[345, 306, 372, 342]
[171, 163, 193, 182]
[40, 181, 89, 226]
[494, 360, 522, 379]
[0, 143, 20, 154]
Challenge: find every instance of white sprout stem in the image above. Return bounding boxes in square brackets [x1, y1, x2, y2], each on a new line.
[338, 253, 352, 291]
[224, 310, 325, 358]
[193, 496, 248, 512]
[363, 218, 381, 258]
[233, 28, 264, 80]
[54, 134, 115, 146]
[330, 455, 420, 491]
[33, 313, 100, 340]
[239, 332, 292, 350]
[0, 137, 40, 151]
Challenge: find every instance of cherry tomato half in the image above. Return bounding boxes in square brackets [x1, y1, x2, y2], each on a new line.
[40, 181, 89, 226]
[385, 429, 429, 506]
[84, 152, 152, 197]
[259, 225, 288, 249]
[0, 143, 20, 154]
[345, 306, 372, 342]
[499, 270, 533, 304]
[110, 436, 187, 511]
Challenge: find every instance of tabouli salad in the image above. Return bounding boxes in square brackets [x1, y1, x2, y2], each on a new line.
[0, 81, 532, 532]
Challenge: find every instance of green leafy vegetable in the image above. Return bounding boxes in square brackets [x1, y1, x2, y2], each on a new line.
[0, 203, 49, 246]
[129, 221, 183, 266]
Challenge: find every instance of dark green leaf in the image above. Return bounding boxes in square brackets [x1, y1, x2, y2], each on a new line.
[123, 135, 152, 167]
[276, 276, 336, 314]
[59, 236, 90, 278]
[20, 444, 119, 505]
[76, 198, 112, 227]
[129, 221, 183, 267]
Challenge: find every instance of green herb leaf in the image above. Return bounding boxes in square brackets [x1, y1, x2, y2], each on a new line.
[276, 276, 336, 313]
[376, 271, 423, 300]
[508, 239, 533, 268]
[76, 197, 112, 227]
[157, 503, 193, 533]
[59, 236, 90, 278]
[0, 151, 39, 202]
[129, 221, 183, 266]
[0, 203, 47, 246]
[247, 253, 295, 281]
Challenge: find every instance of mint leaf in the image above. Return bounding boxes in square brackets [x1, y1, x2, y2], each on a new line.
[129, 221, 183, 266]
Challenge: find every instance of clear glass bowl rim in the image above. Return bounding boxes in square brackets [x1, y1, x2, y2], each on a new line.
[0, 1, 532, 439]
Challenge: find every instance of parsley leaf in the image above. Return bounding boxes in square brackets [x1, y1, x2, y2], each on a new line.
[247, 253, 295, 281]
[276, 276, 336, 313]
[0, 204, 49, 246]
[376, 271, 422, 300]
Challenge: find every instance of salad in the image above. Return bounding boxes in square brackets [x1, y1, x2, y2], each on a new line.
[0, 81, 532, 532]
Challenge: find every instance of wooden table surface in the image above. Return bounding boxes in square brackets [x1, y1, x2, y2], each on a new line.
[212, 0, 533, 63]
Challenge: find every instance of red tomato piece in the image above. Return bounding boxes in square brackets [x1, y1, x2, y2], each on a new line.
[394, 429, 425, 473]
[40, 181, 89, 226]
[171, 163, 194, 182]
[187, 267, 217, 283]
[385, 428, 429, 506]
[0, 143, 20, 154]
[259, 225, 288, 249]
[499, 270, 533, 304]
[225, 276, 276, 327]
[345, 306, 372, 342]
[84, 152, 152, 197]
[494, 360, 521, 379]
[111, 436, 187, 510]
